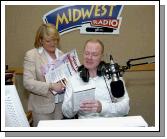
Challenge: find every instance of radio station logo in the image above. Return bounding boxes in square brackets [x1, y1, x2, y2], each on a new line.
[43, 5, 123, 35]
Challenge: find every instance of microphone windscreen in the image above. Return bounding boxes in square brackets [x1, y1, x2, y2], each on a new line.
[110, 80, 125, 98]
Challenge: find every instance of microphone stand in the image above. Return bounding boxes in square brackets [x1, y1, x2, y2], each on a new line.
[103, 55, 155, 98]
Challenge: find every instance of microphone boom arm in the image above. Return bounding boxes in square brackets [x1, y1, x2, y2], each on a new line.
[104, 55, 155, 79]
[126, 55, 155, 69]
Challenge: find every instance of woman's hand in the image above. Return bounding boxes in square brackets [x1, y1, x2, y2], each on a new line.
[49, 81, 65, 94]
[79, 100, 102, 113]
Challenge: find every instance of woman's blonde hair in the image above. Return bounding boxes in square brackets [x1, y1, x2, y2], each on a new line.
[34, 23, 60, 48]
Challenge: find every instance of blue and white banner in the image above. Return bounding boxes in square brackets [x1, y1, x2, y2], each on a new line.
[43, 5, 123, 35]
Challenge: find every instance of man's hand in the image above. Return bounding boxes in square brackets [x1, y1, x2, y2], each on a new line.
[79, 100, 102, 113]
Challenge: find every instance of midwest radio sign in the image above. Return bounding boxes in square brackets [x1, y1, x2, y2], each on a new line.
[43, 5, 123, 35]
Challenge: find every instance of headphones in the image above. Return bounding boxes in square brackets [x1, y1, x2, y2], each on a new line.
[78, 61, 107, 82]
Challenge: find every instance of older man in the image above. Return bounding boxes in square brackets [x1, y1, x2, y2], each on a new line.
[62, 39, 130, 119]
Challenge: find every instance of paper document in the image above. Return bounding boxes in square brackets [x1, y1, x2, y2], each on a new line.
[70, 76, 96, 111]
[44, 49, 80, 103]
[73, 87, 95, 111]
[5, 85, 29, 127]
[69, 74, 96, 111]
[44, 49, 80, 83]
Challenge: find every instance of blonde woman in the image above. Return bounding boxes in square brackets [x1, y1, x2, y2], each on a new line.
[23, 23, 65, 126]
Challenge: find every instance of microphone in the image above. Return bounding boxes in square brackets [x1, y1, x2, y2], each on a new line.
[109, 55, 125, 98]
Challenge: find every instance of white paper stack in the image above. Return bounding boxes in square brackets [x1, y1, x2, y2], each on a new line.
[5, 85, 29, 127]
